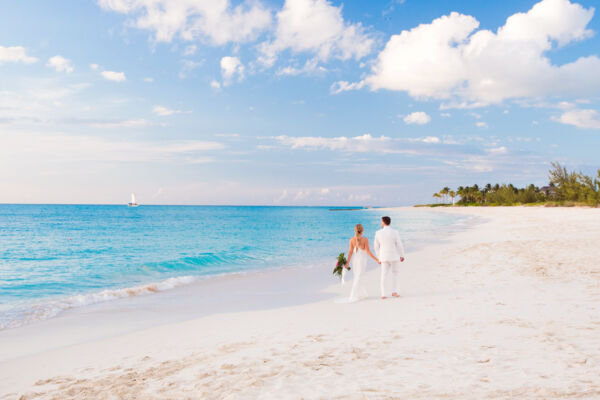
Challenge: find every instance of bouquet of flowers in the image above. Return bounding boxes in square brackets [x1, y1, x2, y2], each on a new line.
[333, 252, 349, 278]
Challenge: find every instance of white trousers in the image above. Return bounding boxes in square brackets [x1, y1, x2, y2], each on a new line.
[380, 260, 402, 297]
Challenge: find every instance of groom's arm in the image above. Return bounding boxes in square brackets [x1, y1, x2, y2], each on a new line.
[396, 231, 405, 260]
[374, 232, 381, 257]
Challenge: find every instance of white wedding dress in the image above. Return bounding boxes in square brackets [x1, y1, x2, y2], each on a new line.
[347, 244, 368, 302]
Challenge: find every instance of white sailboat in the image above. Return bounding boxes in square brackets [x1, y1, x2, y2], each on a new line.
[128, 193, 139, 207]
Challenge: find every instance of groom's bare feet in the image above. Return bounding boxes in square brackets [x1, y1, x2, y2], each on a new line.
[381, 296, 387, 300]
[392, 292, 400, 297]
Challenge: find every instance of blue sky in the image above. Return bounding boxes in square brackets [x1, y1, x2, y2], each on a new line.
[1, 0, 599, 205]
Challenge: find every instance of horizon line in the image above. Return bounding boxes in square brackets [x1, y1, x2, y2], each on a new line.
[0, 203, 399, 208]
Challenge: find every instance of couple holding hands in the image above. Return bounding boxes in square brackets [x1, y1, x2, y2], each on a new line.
[344, 216, 405, 302]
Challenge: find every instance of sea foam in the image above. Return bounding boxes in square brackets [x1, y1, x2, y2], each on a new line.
[0, 275, 198, 330]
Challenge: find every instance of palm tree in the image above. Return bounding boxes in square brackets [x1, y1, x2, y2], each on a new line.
[449, 190, 456, 205]
[472, 184, 480, 204]
[484, 183, 492, 201]
[457, 186, 465, 203]
[436, 165, 600, 206]
[473, 190, 483, 204]
[441, 187, 450, 203]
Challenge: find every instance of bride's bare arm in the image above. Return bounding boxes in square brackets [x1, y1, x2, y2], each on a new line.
[364, 238, 380, 263]
[345, 238, 354, 268]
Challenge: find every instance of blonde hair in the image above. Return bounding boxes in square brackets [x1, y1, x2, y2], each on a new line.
[354, 224, 364, 250]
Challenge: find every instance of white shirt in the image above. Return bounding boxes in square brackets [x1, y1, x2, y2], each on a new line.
[374, 226, 405, 262]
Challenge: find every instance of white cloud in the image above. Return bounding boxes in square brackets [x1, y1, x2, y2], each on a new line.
[101, 70, 127, 82]
[439, 101, 487, 110]
[476, 121, 488, 128]
[183, 44, 197, 56]
[403, 111, 431, 125]
[276, 58, 326, 76]
[273, 189, 289, 204]
[90, 63, 100, 70]
[88, 119, 152, 128]
[441, 113, 451, 117]
[184, 157, 215, 164]
[274, 134, 394, 153]
[271, 134, 455, 155]
[407, 136, 442, 144]
[557, 101, 575, 109]
[273, 186, 364, 204]
[421, 136, 440, 144]
[470, 163, 494, 172]
[0, 46, 38, 65]
[259, 0, 374, 67]
[210, 80, 222, 90]
[0, 82, 90, 124]
[294, 190, 310, 200]
[98, 0, 271, 45]
[347, 193, 373, 203]
[353, 0, 599, 106]
[143, 77, 154, 83]
[153, 105, 175, 116]
[179, 59, 203, 79]
[553, 109, 600, 129]
[268, 134, 524, 168]
[153, 105, 187, 116]
[487, 146, 507, 154]
[46, 55, 74, 73]
[366, 11, 478, 99]
[330, 80, 365, 94]
[0, 131, 224, 164]
[220, 56, 245, 85]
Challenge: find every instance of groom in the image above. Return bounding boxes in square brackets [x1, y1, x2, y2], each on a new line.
[374, 216, 405, 300]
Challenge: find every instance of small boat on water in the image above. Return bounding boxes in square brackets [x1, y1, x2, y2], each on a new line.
[128, 193, 139, 207]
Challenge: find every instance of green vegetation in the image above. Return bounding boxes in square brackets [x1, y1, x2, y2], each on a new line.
[428, 163, 600, 207]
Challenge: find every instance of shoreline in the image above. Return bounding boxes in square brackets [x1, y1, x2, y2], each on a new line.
[0, 208, 479, 362]
[0, 261, 334, 361]
[0, 208, 478, 393]
[0, 207, 474, 334]
[0, 261, 328, 332]
[2, 206, 599, 398]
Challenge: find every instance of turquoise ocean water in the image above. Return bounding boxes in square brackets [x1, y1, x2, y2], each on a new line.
[0, 205, 472, 329]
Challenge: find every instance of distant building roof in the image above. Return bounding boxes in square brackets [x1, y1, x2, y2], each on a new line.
[539, 186, 556, 194]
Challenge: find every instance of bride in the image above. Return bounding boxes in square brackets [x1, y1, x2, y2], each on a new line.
[344, 224, 380, 302]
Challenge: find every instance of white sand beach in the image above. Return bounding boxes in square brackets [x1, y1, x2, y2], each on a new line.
[1, 207, 600, 399]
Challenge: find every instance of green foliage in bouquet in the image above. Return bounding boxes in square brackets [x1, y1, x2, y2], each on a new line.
[333, 252, 349, 278]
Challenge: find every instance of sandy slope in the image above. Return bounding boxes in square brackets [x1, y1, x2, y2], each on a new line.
[1, 207, 600, 399]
